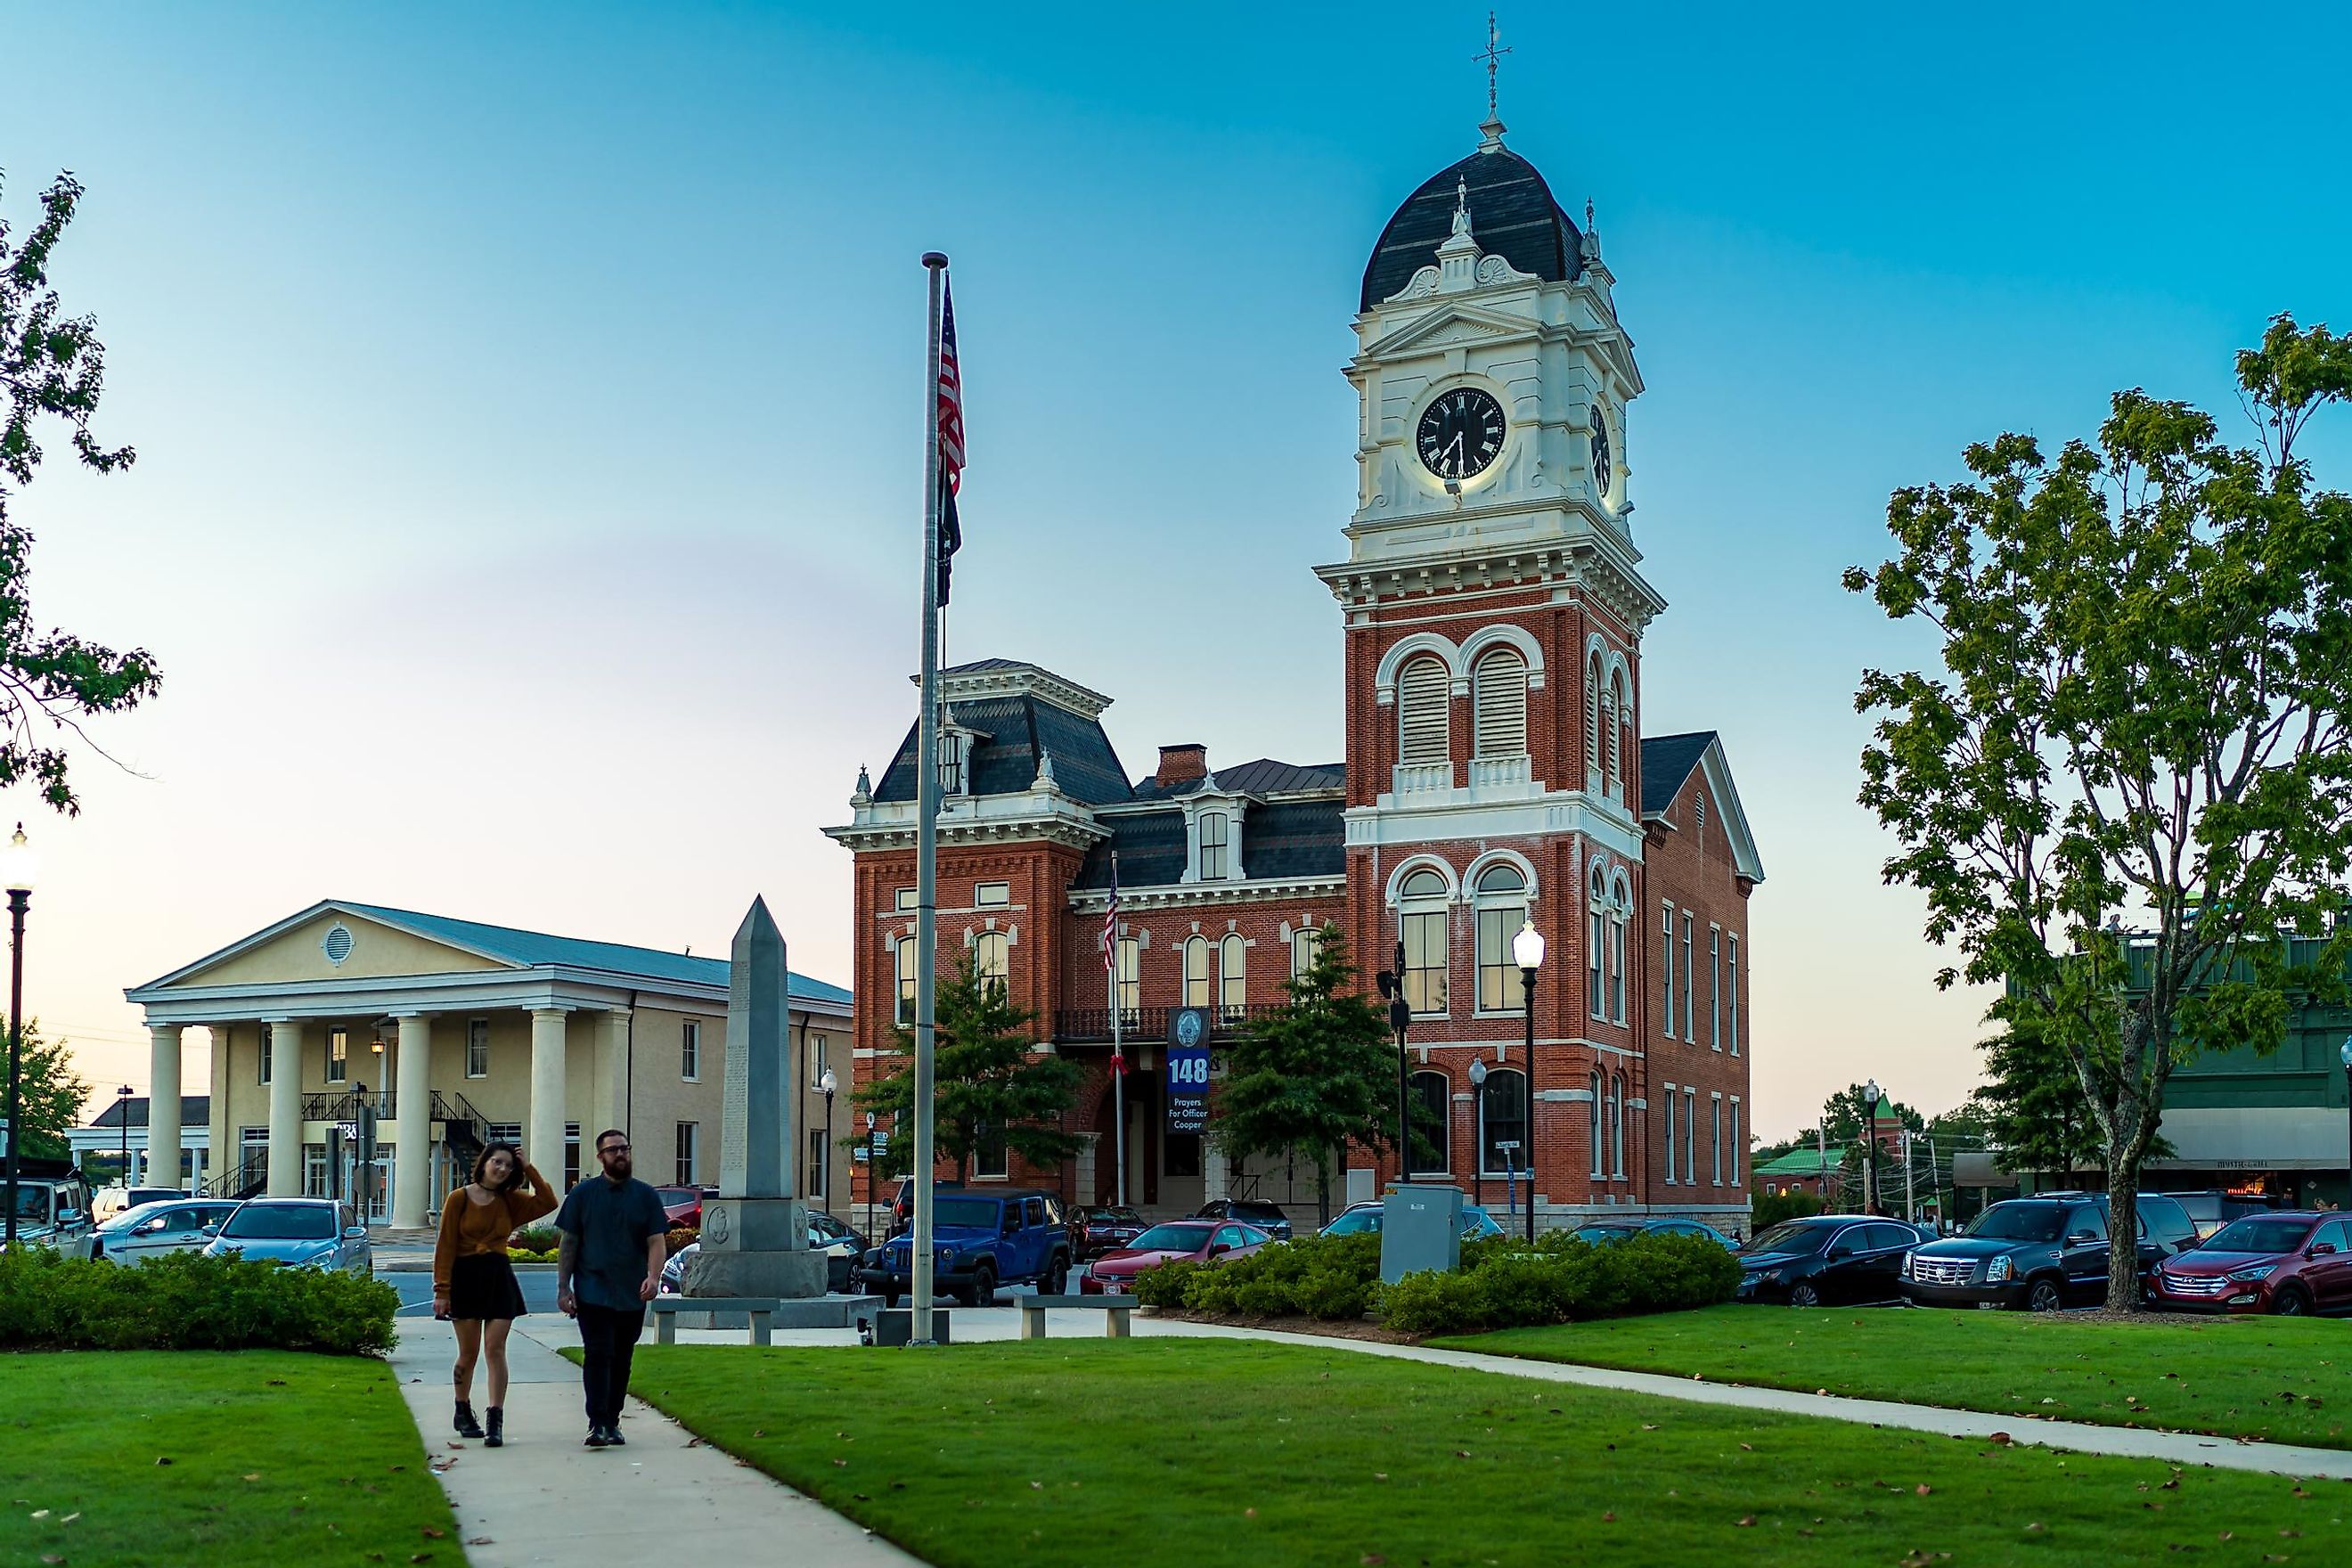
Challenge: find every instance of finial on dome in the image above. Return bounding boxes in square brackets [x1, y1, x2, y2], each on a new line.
[1474, 12, 1511, 151]
[1451, 176, 1473, 238]
[1033, 749, 1058, 790]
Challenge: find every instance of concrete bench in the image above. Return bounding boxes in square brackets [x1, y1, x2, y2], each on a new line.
[1017, 1294, 1139, 1340]
[650, 1295, 777, 1346]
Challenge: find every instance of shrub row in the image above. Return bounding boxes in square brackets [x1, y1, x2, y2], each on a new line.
[1381, 1231, 1739, 1335]
[1133, 1231, 1383, 1320]
[0, 1247, 398, 1356]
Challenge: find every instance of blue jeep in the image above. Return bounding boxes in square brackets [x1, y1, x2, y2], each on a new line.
[857, 1188, 1071, 1307]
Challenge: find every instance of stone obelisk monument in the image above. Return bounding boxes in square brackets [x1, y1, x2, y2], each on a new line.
[682, 897, 826, 1299]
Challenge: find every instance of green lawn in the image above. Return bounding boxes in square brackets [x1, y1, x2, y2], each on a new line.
[1433, 1305, 2352, 1449]
[626, 1338, 2352, 1567]
[0, 1352, 461, 1567]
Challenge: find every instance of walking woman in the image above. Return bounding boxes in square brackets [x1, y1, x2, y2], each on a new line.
[432, 1141, 557, 1448]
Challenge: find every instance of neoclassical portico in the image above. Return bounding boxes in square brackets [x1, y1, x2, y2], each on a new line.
[127, 900, 852, 1226]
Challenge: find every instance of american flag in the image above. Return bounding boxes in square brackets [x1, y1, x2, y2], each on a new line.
[1099, 853, 1120, 974]
[935, 280, 964, 605]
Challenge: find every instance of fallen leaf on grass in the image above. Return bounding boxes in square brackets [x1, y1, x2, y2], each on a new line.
[1601, 1512, 1615, 1523]
[154, 1458, 173, 1466]
[421, 1529, 445, 1540]
[1373, 1474, 1388, 1482]
[30, 1510, 48, 1520]
[2025, 1523, 2045, 1533]
[1362, 1556, 1386, 1565]
[1915, 1485, 1931, 1496]
[1735, 1516, 1755, 1528]
[243, 1474, 261, 1482]
[1739, 1443, 1753, 1451]
[832, 1459, 848, 1468]
[1641, 1424, 1659, 1432]
[60, 1514, 78, 1525]
[1988, 1433, 2013, 1445]
[465, 1540, 492, 1548]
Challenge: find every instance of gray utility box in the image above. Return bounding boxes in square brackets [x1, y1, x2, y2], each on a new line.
[1378, 1183, 1464, 1284]
[871, 1307, 953, 1347]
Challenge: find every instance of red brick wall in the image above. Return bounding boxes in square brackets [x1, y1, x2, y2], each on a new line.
[1640, 763, 1753, 1212]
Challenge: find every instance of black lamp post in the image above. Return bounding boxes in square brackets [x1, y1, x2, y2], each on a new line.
[1468, 1058, 1488, 1212]
[118, 1084, 134, 1184]
[862, 1109, 878, 1240]
[1513, 919, 1547, 1244]
[819, 1066, 838, 1217]
[1862, 1077, 1882, 1216]
[1377, 936, 1410, 1182]
[2, 822, 37, 1249]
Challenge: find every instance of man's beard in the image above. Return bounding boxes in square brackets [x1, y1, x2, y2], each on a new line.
[605, 1154, 633, 1181]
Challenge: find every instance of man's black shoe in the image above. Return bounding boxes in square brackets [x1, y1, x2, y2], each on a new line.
[584, 1425, 611, 1449]
[605, 1424, 627, 1447]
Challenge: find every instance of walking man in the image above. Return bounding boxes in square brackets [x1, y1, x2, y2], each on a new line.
[555, 1128, 668, 1448]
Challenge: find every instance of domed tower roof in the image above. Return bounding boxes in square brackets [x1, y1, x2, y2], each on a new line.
[1360, 141, 1584, 313]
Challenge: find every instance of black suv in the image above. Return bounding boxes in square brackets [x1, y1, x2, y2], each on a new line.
[1900, 1193, 2198, 1311]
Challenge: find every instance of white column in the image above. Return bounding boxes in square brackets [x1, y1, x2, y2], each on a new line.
[528, 1009, 570, 1191]
[393, 1014, 434, 1229]
[1202, 1140, 1231, 1205]
[267, 1020, 306, 1197]
[148, 1025, 184, 1191]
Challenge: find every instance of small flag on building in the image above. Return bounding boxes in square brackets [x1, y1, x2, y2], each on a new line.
[935, 279, 965, 604]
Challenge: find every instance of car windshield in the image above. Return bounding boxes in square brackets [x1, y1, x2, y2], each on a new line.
[1574, 1224, 1641, 1244]
[931, 1197, 1001, 1229]
[1966, 1204, 2067, 1243]
[1232, 1204, 1286, 1221]
[2204, 1217, 2315, 1254]
[8, 1187, 51, 1223]
[1131, 1223, 1213, 1252]
[1743, 1222, 1829, 1257]
[222, 1205, 335, 1241]
[98, 1205, 178, 1234]
[1323, 1210, 1381, 1236]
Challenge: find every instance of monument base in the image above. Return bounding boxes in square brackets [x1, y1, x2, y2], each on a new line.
[681, 1246, 829, 1300]
[698, 1196, 805, 1254]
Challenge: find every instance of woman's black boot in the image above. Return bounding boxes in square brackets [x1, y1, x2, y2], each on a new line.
[453, 1400, 485, 1439]
[484, 1407, 504, 1448]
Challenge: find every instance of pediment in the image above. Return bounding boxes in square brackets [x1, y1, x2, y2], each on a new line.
[138, 903, 516, 992]
[1363, 303, 1537, 362]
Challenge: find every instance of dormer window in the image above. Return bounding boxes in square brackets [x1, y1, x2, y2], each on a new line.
[1180, 788, 1248, 884]
[1199, 813, 1229, 880]
[937, 726, 967, 796]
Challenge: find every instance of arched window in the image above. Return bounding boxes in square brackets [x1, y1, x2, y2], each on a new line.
[1601, 670, 1621, 796]
[1115, 935, 1139, 1024]
[1400, 868, 1450, 1015]
[1588, 1069, 1605, 1177]
[1478, 1066, 1526, 1178]
[1198, 811, 1230, 880]
[1289, 924, 1320, 980]
[973, 930, 1009, 991]
[1585, 650, 1606, 783]
[1474, 862, 1529, 1012]
[1609, 874, 1630, 1024]
[1586, 865, 1607, 1020]
[894, 935, 919, 1025]
[1610, 667, 1631, 796]
[1472, 646, 1527, 758]
[1610, 1073, 1626, 1178]
[1219, 933, 1246, 1022]
[1409, 1070, 1451, 1176]
[1183, 935, 1212, 1008]
[1398, 655, 1450, 765]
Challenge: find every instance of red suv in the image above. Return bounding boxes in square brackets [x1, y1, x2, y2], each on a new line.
[2148, 1212, 2352, 1316]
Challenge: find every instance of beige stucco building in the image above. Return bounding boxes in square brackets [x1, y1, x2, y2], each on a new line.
[124, 900, 853, 1228]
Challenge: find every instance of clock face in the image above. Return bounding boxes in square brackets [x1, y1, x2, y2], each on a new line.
[1589, 406, 1613, 497]
[1417, 387, 1506, 481]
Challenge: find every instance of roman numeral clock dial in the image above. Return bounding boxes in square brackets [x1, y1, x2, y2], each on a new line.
[1416, 388, 1506, 482]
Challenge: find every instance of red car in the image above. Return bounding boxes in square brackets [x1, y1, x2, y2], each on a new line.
[2148, 1211, 2352, 1316]
[1080, 1219, 1273, 1295]
[656, 1186, 717, 1230]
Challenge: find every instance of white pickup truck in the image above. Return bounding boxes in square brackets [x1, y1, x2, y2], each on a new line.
[3, 1162, 94, 1252]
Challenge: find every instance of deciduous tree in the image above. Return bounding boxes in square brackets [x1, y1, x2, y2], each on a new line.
[1847, 314, 2352, 1308]
[4, 1018, 87, 1161]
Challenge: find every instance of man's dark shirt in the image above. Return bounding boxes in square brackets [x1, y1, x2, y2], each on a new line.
[556, 1175, 667, 1312]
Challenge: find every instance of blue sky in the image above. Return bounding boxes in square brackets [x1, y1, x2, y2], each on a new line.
[6, 2, 2348, 1136]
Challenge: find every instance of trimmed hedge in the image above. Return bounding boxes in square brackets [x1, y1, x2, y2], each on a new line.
[1135, 1232, 1382, 1320]
[1382, 1231, 1739, 1335]
[0, 1247, 397, 1356]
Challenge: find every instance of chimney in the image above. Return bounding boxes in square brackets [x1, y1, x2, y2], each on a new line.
[1156, 743, 1208, 788]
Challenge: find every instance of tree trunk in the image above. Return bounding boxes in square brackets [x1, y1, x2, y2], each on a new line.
[2103, 1131, 2145, 1312]
[1315, 1153, 1331, 1229]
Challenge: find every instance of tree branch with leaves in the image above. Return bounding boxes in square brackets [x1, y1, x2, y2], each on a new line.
[1847, 314, 2352, 1308]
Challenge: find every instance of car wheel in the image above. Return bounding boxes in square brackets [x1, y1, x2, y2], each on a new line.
[2027, 1278, 2065, 1313]
[960, 1263, 997, 1309]
[1042, 1253, 1068, 1295]
[1787, 1281, 1821, 1309]
[2273, 1284, 2311, 1317]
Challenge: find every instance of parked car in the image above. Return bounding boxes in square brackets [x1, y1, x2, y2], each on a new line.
[655, 1185, 719, 1230]
[1319, 1201, 1505, 1239]
[1081, 1220, 1274, 1295]
[857, 1188, 1070, 1306]
[200, 1198, 372, 1275]
[887, 1176, 964, 1231]
[1899, 1193, 2199, 1311]
[2149, 1212, 2352, 1316]
[1735, 1215, 1922, 1306]
[661, 1211, 870, 1294]
[91, 1186, 189, 1224]
[80, 1198, 243, 1263]
[1, 1166, 94, 1254]
[2162, 1189, 2279, 1241]
[1572, 1217, 1740, 1250]
[1192, 1197, 1293, 1242]
[1067, 1205, 1148, 1260]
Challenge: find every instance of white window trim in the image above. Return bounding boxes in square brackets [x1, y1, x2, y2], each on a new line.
[1684, 1089, 1697, 1185]
[1399, 869, 1451, 1019]
[1180, 791, 1249, 885]
[894, 886, 919, 912]
[1663, 1081, 1678, 1184]
[1711, 1092, 1724, 1187]
[1476, 1066, 1529, 1179]
[1681, 913, 1695, 1040]
[1662, 902, 1676, 1039]
[1728, 934, 1741, 1058]
[1471, 865, 1531, 1019]
[1710, 925, 1723, 1052]
[466, 1018, 490, 1080]
[682, 1018, 702, 1083]
[1729, 1096, 1743, 1184]
[975, 881, 1011, 907]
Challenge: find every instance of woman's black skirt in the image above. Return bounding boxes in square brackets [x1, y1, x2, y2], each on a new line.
[447, 1251, 528, 1321]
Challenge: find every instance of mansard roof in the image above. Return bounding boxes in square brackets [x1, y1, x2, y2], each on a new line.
[1360, 143, 1583, 312]
[1070, 796, 1346, 891]
[873, 692, 1134, 807]
[1129, 757, 1344, 800]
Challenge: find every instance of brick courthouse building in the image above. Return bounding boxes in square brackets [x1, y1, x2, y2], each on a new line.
[828, 116, 1763, 1236]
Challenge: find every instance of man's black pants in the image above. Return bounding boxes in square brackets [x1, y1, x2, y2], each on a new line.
[576, 1303, 647, 1427]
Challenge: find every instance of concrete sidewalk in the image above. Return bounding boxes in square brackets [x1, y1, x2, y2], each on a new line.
[391, 1318, 919, 1568]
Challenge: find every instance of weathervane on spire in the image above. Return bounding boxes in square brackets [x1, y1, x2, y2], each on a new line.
[1475, 12, 1511, 120]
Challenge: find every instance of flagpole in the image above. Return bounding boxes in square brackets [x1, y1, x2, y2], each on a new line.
[911, 250, 948, 1346]
[1110, 852, 1125, 1211]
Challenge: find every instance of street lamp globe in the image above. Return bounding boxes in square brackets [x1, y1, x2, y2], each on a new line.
[1, 823, 37, 895]
[1511, 919, 1546, 973]
[819, 1066, 837, 1097]
[1469, 1058, 1488, 1088]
